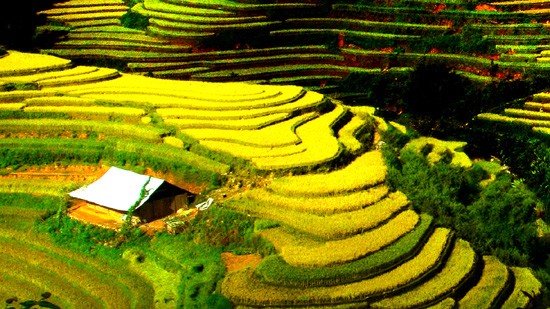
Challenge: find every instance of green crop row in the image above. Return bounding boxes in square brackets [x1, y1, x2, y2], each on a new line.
[147, 26, 216, 39]
[161, 0, 318, 11]
[372, 239, 476, 308]
[283, 18, 450, 34]
[458, 255, 510, 308]
[261, 210, 420, 267]
[0, 138, 229, 184]
[269, 150, 387, 196]
[42, 48, 192, 62]
[243, 185, 389, 215]
[190, 64, 375, 82]
[135, 2, 264, 23]
[222, 228, 452, 306]
[54, 39, 189, 52]
[127, 46, 333, 68]
[0, 225, 154, 308]
[0, 238, 134, 308]
[271, 29, 421, 42]
[0, 179, 81, 196]
[0, 253, 103, 308]
[233, 191, 409, 240]
[0, 118, 166, 141]
[142, 0, 233, 17]
[254, 214, 433, 287]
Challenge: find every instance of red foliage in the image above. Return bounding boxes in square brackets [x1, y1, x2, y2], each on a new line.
[433, 4, 446, 14]
[475, 4, 497, 11]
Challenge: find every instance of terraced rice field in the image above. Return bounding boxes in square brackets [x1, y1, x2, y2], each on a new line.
[0, 41, 544, 308]
[477, 89, 550, 136]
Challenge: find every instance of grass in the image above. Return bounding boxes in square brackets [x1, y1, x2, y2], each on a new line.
[254, 214, 433, 287]
[268, 150, 387, 196]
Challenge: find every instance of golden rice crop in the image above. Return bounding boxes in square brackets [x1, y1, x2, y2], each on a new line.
[157, 91, 325, 119]
[0, 51, 71, 76]
[426, 298, 456, 309]
[184, 113, 316, 147]
[243, 185, 389, 215]
[0, 103, 24, 111]
[163, 136, 184, 148]
[501, 267, 542, 309]
[372, 238, 476, 308]
[0, 252, 104, 307]
[0, 272, 68, 308]
[252, 104, 346, 169]
[24, 105, 146, 116]
[269, 150, 387, 196]
[477, 112, 550, 128]
[0, 231, 154, 308]
[338, 116, 367, 153]
[236, 191, 409, 240]
[222, 228, 452, 306]
[524, 101, 550, 112]
[3, 66, 98, 83]
[165, 112, 290, 130]
[458, 255, 510, 308]
[271, 210, 419, 267]
[199, 140, 306, 158]
[24, 96, 98, 106]
[505, 108, 550, 121]
[533, 126, 550, 135]
[38, 67, 120, 87]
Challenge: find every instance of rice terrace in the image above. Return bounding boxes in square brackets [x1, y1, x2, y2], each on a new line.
[1, 0, 550, 308]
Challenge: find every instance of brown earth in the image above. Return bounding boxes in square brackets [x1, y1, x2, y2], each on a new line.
[221, 252, 263, 273]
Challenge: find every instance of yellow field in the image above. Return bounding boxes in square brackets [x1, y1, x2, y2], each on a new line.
[269, 150, 387, 196]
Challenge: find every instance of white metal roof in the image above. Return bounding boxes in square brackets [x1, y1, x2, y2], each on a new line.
[69, 166, 165, 212]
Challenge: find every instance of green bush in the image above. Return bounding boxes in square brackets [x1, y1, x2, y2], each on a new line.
[121, 11, 149, 31]
[381, 128, 539, 266]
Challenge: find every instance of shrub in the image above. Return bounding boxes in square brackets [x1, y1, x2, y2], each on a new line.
[121, 11, 149, 31]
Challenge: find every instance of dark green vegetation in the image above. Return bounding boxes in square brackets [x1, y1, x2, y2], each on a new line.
[381, 126, 550, 306]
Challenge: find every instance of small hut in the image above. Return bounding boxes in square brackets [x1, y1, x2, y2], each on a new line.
[69, 166, 194, 223]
